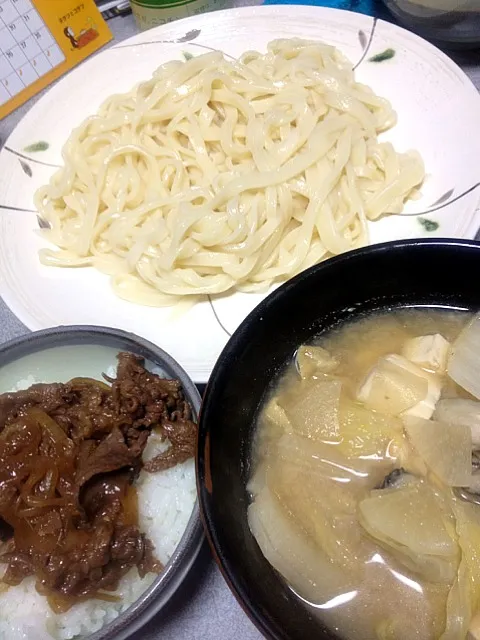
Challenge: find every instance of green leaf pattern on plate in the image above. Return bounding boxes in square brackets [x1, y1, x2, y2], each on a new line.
[19, 160, 32, 177]
[418, 217, 440, 232]
[23, 141, 49, 153]
[369, 48, 395, 63]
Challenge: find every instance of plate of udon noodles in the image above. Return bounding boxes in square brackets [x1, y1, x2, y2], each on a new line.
[0, 5, 479, 382]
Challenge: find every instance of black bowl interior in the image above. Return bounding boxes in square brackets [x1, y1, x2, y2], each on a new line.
[198, 239, 480, 640]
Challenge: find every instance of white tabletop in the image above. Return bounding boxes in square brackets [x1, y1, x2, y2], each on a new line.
[0, 4, 479, 639]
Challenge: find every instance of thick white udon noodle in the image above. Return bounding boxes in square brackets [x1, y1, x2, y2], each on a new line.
[35, 39, 425, 307]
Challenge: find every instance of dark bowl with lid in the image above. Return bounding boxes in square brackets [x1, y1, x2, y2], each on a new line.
[197, 238, 480, 639]
[381, 0, 480, 49]
[0, 325, 203, 640]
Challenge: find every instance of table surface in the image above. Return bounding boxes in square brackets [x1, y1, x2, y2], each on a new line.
[0, 4, 479, 639]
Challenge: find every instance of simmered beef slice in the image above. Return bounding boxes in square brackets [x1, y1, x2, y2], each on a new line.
[53, 380, 115, 442]
[112, 353, 190, 430]
[144, 418, 197, 472]
[0, 383, 71, 432]
[4, 523, 162, 604]
[2, 551, 34, 585]
[75, 427, 145, 489]
[112, 353, 197, 472]
[81, 471, 133, 524]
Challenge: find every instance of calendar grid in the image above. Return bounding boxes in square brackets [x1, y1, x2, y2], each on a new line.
[0, 0, 65, 106]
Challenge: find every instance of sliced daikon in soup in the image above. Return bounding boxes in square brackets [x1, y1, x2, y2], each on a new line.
[279, 378, 342, 440]
[274, 433, 392, 489]
[262, 397, 292, 434]
[265, 453, 367, 576]
[452, 501, 480, 615]
[440, 501, 480, 640]
[441, 556, 471, 640]
[448, 314, 480, 400]
[248, 486, 356, 603]
[338, 398, 404, 459]
[434, 399, 480, 447]
[359, 480, 458, 557]
[296, 345, 339, 378]
[359, 479, 459, 583]
[403, 416, 472, 487]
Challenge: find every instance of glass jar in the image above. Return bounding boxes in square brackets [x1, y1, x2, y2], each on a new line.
[130, 0, 228, 30]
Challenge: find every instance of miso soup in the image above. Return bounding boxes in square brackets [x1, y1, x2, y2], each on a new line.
[248, 309, 480, 640]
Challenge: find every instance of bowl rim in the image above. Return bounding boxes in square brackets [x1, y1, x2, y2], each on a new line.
[197, 237, 480, 640]
[381, 0, 480, 47]
[0, 324, 204, 640]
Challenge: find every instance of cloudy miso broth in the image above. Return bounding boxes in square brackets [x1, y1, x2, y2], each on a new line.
[248, 309, 480, 640]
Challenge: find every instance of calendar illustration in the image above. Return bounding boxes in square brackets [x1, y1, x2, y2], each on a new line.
[0, 0, 66, 107]
[0, 0, 112, 120]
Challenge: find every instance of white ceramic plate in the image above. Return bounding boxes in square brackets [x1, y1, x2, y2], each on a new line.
[1, 5, 480, 382]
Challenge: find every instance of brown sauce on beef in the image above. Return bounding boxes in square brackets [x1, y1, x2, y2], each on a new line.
[0, 352, 197, 612]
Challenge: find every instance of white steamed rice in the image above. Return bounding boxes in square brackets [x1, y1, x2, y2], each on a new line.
[0, 433, 197, 639]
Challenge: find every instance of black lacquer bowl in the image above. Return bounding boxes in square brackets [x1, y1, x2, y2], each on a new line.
[197, 239, 480, 640]
[382, 0, 480, 49]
